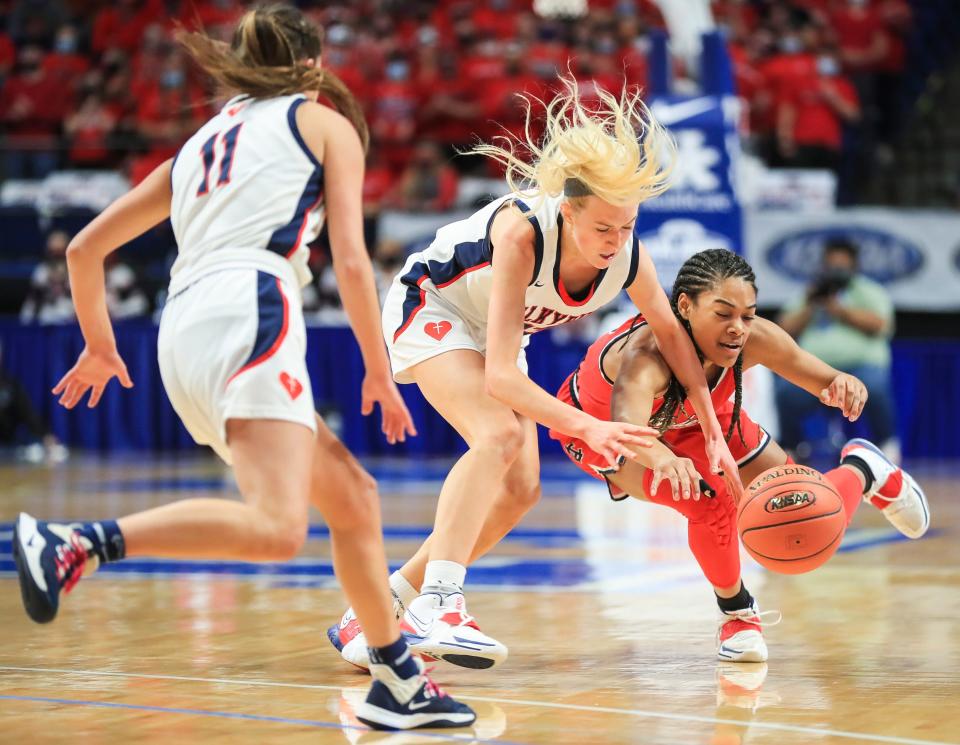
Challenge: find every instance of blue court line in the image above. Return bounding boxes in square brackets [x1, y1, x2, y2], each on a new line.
[0, 694, 523, 744]
[0, 556, 597, 586]
[0, 529, 926, 590]
[0, 524, 580, 544]
[0, 522, 916, 546]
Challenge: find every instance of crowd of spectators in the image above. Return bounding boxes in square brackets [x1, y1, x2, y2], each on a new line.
[0, 0, 917, 324]
[1, 1, 913, 187]
[719, 0, 912, 197]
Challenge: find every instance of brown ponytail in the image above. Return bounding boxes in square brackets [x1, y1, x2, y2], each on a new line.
[315, 68, 369, 153]
[177, 4, 368, 151]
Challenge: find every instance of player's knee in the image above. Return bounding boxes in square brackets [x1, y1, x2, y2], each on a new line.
[471, 420, 525, 466]
[258, 513, 308, 561]
[505, 470, 541, 513]
[659, 492, 717, 524]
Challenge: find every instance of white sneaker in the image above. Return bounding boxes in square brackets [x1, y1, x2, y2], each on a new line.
[716, 602, 780, 663]
[841, 438, 930, 539]
[401, 591, 508, 669]
[327, 591, 406, 671]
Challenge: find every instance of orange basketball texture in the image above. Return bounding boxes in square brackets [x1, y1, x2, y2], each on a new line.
[738, 465, 846, 574]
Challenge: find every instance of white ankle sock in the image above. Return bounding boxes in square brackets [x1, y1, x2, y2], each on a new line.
[421, 560, 466, 594]
[389, 571, 419, 609]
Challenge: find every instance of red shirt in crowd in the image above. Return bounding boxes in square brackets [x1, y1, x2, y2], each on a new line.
[831, 3, 887, 72]
[785, 74, 859, 150]
[2, 69, 66, 140]
[92, 0, 165, 56]
[0, 33, 14, 75]
[42, 51, 91, 92]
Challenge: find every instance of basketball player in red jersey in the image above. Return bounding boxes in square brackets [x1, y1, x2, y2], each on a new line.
[552, 249, 930, 662]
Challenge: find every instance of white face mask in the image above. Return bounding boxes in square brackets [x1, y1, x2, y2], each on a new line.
[817, 56, 839, 76]
[780, 36, 803, 54]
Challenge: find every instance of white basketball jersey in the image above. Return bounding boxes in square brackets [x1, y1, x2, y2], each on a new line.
[391, 192, 640, 338]
[169, 94, 325, 290]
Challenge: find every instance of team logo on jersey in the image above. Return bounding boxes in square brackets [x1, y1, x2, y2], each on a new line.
[279, 372, 303, 400]
[565, 442, 584, 463]
[424, 321, 452, 341]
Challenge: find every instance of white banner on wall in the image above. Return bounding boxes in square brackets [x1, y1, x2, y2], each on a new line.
[744, 208, 960, 311]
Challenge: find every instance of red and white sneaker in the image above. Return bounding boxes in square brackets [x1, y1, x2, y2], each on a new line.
[716, 602, 780, 663]
[841, 438, 930, 539]
[401, 592, 508, 670]
[327, 591, 406, 671]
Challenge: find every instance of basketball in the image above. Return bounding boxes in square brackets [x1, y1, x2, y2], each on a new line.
[738, 465, 846, 574]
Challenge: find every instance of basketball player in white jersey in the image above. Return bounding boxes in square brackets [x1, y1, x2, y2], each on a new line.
[329, 79, 746, 670]
[10, 5, 474, 731]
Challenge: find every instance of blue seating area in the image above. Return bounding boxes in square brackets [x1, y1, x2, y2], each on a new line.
[0, 320, 955, 460]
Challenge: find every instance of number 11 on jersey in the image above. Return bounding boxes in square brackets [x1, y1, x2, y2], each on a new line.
[197, 123, 243, 197]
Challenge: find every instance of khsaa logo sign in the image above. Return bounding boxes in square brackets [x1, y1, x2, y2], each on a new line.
[639, 219, 734, 288]
[766, 227, 923, 283]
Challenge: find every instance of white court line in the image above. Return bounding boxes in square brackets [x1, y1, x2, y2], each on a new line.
[0, 665, 953, 745]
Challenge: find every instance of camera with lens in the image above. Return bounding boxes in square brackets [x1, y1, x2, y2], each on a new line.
[809, 266, 853, 300]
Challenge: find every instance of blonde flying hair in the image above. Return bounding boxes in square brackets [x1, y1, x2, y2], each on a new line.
[177, 4, 369, 151]
[470, 75, 674, 208]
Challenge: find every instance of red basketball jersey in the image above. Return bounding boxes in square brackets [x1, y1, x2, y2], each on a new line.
[564, 315, 737, 429]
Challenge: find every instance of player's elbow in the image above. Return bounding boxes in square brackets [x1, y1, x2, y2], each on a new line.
[332, 254, 369, 283]
[65, 236, 93, 263]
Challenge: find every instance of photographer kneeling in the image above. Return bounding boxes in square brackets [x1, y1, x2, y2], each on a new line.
[776, 238, 900, 462]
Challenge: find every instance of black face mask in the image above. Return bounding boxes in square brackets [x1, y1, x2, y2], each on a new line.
[811, 266, 854, 298]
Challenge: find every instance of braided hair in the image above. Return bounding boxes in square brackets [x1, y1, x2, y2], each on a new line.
[648, 249, 757, 443]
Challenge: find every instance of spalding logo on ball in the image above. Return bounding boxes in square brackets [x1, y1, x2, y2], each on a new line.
[738, 465, 845, 574]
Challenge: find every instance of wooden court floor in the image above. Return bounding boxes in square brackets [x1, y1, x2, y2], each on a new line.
[0, 454, 958, 745]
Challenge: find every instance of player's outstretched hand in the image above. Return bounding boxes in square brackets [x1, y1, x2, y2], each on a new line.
[820, 373, 867, 421]
[361, 372, 417, 445]
[52, 345, 133, 409]
[705, 436, 744, 503]
[650, 453, 704, 501]
[581, 419, 658, 469]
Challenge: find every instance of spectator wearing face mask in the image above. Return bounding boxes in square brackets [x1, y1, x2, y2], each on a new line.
[1, 44, 66, 179]
[20, 230, 76, 324]
[831, 0, 888, 75]
[134, 50, 208, 173]
[755, 27, 817, 160]
[65, 82, 119, 168]
[370, 55, 420, 167]
[385, 140, 459, 212]
[776, 237, 899, 462]
[775, 48, 860, 171]
[41, 24, 89, 93]
[104, 253, 149, 320]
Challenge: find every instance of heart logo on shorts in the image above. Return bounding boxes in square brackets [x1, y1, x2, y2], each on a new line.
[424, 321, 452, 341]
[279, 372, 303, 400]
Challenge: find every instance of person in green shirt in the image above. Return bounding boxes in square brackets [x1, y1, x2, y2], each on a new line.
[776, 237, 899, 461]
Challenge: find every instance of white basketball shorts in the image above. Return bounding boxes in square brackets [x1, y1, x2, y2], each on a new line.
[158, 268, 316, 464]
[381, 275, 528, 385]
